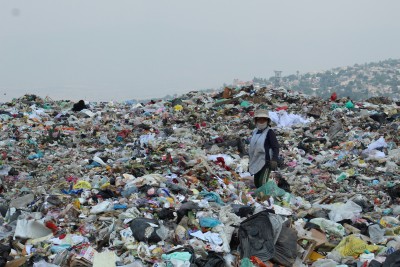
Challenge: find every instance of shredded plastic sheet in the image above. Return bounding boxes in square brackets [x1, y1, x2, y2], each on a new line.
[268, 111, 309, 128]
[367, 137, 388, 150]
[190, 231, 223, 245]
[363, 149, 386, 160]
[362, 137, 388, 160]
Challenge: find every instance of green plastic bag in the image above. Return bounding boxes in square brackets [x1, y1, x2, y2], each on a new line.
[254, 180, 286, 198]
[200, 191, 225, 205]
[240, 258, 254, 267]
[331, 103, 339, 110]
[240, 101, 250, 108]
[43, 103, 52, 109]
[345, 101, 355, 109]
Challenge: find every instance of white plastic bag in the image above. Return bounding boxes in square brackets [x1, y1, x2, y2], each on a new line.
[90, 201, 113, 214]
[311, 259, 338, 267]
[33, 260, 59, 267]
[309, 218, 346, 237]
[367, 137, 387, 151]
[269, 111, 309, 128]
[14, 218, 53, 239]
[327, 200, 362, 222]
[368, 224, 385, 244]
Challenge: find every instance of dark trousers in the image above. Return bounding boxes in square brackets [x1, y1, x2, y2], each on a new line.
[254, 164, 271, 188]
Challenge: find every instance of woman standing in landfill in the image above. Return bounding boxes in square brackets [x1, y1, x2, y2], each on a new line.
[249, 109, 280, 188]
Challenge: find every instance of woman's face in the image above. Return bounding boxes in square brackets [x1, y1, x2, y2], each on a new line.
[255, 117, 268, 124]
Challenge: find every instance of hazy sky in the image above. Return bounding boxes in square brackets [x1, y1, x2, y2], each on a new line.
[1, 0, 400, 102]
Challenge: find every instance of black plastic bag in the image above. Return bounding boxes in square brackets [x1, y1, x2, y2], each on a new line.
[177, 201, 200, 223]
[238, 210, 276, 262]
[130, 218, 162, 243]
[272, 220, 297, 267]
[383, 250, 400, 267]
[0, 244, 11, 267]
[195, 252, 225, 267]
[157, 208, 175, 220]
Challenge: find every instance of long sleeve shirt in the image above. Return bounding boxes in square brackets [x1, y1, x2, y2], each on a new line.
[256, 128, 280, 161]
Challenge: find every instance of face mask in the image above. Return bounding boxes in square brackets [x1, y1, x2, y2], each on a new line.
[256, 122, 268, 130]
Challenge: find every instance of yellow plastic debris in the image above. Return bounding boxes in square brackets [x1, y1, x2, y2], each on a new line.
[334, 235, 379, 257]
[173, 105, 183, 111]
[309, 251, 325, 261]
[73, 180, 92, 190]
[346, 168, 356, 177]
[100, 182, 111, 189]
[73, 198, 81, 209]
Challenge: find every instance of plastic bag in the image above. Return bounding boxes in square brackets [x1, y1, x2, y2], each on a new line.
[161, 251, 191, 266]
[162, 246, 195, 266]
[90, 201, 113, 214]
[213, 224, 233, 253]
[368, 224, 385, 244]
[118, 261, 145, 267]
[199, 217, 221, 228]
[238, 211, 276, 262]
[224, 254, 236, 267]
[33, 260, 59, 267]
[311, 259, 337, 267]
[240, 258, 254, 267]
[195, 252, 225, 267]
[326, 200, 362, 222]
[130, 218, 163, 243]
[309, 218, 346, 237]
[345, 100, 354, 109]
[14, 218, 53, 239]
[73, 180, 92, 190]
[219, 205, 242, 226]
[267, 213, 284, 244]
[272, 220, 298, 266]
[334, 235, 379, 257]
[367, 137, 388, 151]
[200, 191, 225, 205]
[381, 250, 400, 266]
[268, 111, 309, 128]
[254, 180, 286, 198]
[0, 244, 11, 267]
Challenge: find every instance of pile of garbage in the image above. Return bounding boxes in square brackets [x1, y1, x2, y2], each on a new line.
[0, 87, 399, 267]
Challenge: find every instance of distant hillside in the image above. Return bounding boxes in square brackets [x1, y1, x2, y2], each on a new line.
[253, 58, 400, 100]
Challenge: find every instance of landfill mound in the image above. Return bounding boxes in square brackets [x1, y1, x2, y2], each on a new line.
[0, 88, 399, 267]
